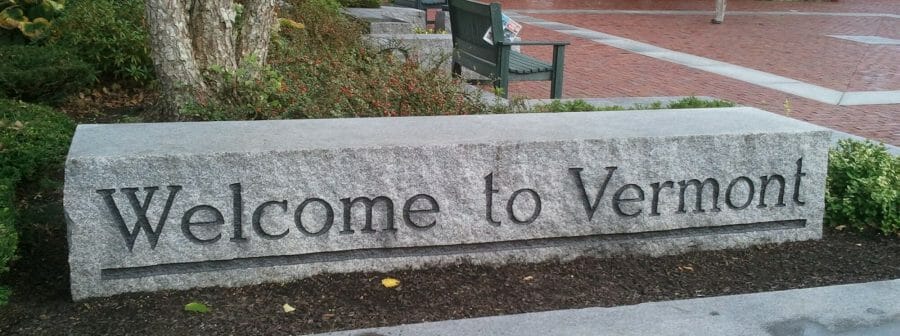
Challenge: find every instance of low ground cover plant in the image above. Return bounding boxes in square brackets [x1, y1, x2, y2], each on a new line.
[825, 139, 899, 236]
[0, 99, 75, 305]
[0, 44, 96, 105]
[530, 96, 735, 112]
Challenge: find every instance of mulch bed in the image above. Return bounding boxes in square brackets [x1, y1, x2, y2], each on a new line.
[1, 227, 898, 335]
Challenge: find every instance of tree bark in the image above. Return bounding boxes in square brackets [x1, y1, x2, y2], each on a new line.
[189, 0, 238, 71]
[238, 0, 278, 68]
[146, 0, 277, 118]
[146, 0, 209, 117]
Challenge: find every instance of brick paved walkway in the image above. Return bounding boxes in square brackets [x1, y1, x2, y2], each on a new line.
[487, 0, 899, 145]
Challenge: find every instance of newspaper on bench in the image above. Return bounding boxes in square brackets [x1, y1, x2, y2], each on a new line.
[483, 13, 522, 45]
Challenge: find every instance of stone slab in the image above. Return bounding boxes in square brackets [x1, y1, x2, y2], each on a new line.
[369, 21, 416, 35]
[343, 6, 426, 28]
[65, 107, 829, 300]
[364, 34, 453, 72]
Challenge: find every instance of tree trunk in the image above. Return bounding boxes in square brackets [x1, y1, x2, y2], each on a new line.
[189, 0, 238, 71]
[146, 0, 209, 118]
[238, 0, 278, 68]
[146, 0, 277, 118]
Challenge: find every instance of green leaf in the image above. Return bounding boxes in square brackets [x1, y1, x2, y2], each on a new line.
[184, 301, 209, 313]
[19, 17, 48, 39]
[0, 7, 25, 30]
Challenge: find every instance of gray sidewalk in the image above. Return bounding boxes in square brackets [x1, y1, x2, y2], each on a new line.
[309, 279, 900, 336]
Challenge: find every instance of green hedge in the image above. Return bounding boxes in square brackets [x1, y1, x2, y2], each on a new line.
[0, 44, 96, 105]
[0, 99, 75, 304]
[50, 0, 153, 83]
[825, 139, 899, 236]
[0, 178, 15, 284]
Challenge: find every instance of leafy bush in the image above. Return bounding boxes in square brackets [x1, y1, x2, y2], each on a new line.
[0, 177, 16, 303]
[50, 0, 153, 83]
[185, 0, 487, 121]
[825, 139, 899, 236]
[183, 57, 287, 121]
[0, 44, 96, 104]
[0, 99, 75, 182]
[339, 0, 381, 8]
[0, 0, 66, 43]
[0, 99, 75, 305]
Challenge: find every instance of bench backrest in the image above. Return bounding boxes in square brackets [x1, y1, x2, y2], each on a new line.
[395, 0, 446, 9]
[448, 0, 506, 75]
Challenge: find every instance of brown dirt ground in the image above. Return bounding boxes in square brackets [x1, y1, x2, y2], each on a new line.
[1, 225, 898, 335]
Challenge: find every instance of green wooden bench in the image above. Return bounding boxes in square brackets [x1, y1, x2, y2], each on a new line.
[394, 0, 446, 10]
[447, 0, 569, 99]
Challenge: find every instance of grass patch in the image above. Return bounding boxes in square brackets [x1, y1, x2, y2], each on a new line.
[531, 96, 735, 113]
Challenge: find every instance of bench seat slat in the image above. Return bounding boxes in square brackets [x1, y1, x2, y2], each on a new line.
[509, 51, 552, 74]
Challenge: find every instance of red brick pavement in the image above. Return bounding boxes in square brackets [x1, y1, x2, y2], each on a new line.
[532, 13, 900, 91]
[504, 25, 899, 145]
[463, 0, 900, 145]
[497, 0, 900, 13]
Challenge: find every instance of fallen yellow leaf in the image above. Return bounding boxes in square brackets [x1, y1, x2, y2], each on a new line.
[522, 275, 534, 281]
[283, 303, 296, 313]
[381, 277, 400, 288]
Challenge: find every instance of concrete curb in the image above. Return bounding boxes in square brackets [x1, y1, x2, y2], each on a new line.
[308, 279, 900, 336]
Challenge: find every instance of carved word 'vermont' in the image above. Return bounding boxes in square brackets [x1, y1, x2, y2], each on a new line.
[96, 158, 808, 252]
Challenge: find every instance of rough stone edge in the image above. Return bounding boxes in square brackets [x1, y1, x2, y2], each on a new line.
[523, 96, 898, 155]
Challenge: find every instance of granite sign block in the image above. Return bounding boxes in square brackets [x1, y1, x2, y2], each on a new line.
[64, 107, 829, 300]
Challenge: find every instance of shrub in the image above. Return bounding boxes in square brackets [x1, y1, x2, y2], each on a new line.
[825, 139, 899, 236]
[180, 0, 487, 121]
[183, 57, 287, 121]
[0, 99, 75, 182]
[0, 177, 16, 302]
[0, 99, 74, 304]
[339, 0, 381, 8]
[49, 0, 153, 83]
[0, 44, 96, 104]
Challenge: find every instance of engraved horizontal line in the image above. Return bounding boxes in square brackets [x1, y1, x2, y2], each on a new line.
[100, 219, 806, 280]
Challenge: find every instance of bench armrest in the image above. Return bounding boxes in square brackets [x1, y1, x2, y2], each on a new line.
[499, 40, 570, 46]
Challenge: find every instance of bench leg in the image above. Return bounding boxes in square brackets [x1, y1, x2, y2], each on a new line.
[498, 47, 511, 98]
[550, 45, 566, 99]
[496, 76, 510, 98]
